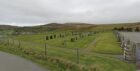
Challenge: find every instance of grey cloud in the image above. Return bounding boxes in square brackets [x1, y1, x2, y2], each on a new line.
[0, 0, 140, 26]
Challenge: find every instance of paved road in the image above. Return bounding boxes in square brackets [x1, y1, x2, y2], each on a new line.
[0, 51, 49, 71]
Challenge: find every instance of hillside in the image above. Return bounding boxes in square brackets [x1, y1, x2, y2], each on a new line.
[0, 25, 17, 31]
[1, 22, 140, 34]
[13, 23, 96, 33]
[41, 23, 96, 30]
[0, 22, 138, 71]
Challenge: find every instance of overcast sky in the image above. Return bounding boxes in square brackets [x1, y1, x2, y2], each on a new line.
[0, 0, 140, 26]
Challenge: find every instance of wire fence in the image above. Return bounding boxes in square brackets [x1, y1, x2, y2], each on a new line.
[0, 35, 82, 64]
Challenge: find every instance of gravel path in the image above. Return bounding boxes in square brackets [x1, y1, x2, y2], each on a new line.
[0, 51, 49, 71]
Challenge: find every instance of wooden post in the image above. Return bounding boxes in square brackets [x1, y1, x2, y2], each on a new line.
[7, 38, 9, 45]
[45, 43, 47, 55]
[76, 48, 79, 64]
[13, 39, 14, 45]
[18, 40, 21, 48]
[64, 39, 67, 48]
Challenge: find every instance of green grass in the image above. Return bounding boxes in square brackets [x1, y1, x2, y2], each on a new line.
[16, 32, 97, 48]
[0, 44, 62, 71]
[0, 31, 135, 71]
[92, 32, 123, 54]
[0, 43, 135, 71]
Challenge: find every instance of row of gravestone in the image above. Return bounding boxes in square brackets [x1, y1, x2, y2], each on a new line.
[46, 34, 66, 40]
[70, 32, 95, 42]
[46, 31, 95, 42]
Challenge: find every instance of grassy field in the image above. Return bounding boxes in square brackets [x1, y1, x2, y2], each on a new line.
[16, 32, 97, 48]
[0, 31, 136, 71]
[92, 32, 123, 54]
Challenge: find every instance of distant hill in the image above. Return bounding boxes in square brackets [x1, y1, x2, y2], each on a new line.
[0, 25, 17, 31]
[92, 22, 140, 31]
[41, 23, 96, 30]
[11, 23, 96, 33]
[1, 22, 140, 33]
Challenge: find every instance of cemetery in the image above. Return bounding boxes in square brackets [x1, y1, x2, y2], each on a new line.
[0, 31, 135, 71]
[0, 0, 139, 70]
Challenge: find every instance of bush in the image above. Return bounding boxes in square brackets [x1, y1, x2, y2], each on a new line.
[135, 27, 139, 32]
[71, 38, 75, 42]
[126, 27, 133, 32]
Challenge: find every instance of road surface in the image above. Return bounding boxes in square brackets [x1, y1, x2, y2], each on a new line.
[0, 51, 49, 71]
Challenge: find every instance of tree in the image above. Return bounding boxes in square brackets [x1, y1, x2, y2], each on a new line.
[113, 27, 118, 30]
[135, 27, 139, 32]
[126, 28, 133, 32]
[119, 27, 124, 31]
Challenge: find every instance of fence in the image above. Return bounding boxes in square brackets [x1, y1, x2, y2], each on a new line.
[0, 35, 92, 70]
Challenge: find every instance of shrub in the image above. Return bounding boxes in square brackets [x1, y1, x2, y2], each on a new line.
[113, 27, 118, 30]
[71, 38, 75, 42]
[126, 27, 133, 32]
[135, 27, 139, 32]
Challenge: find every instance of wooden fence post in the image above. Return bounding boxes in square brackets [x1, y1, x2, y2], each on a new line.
[13, 39, 14, 45]
[76, 48, 79, 64]
[45, 43, 47, 55]
[64, 39, 67, 48]
[18, 40, 21, 48]
[7, 38, 9, 45]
